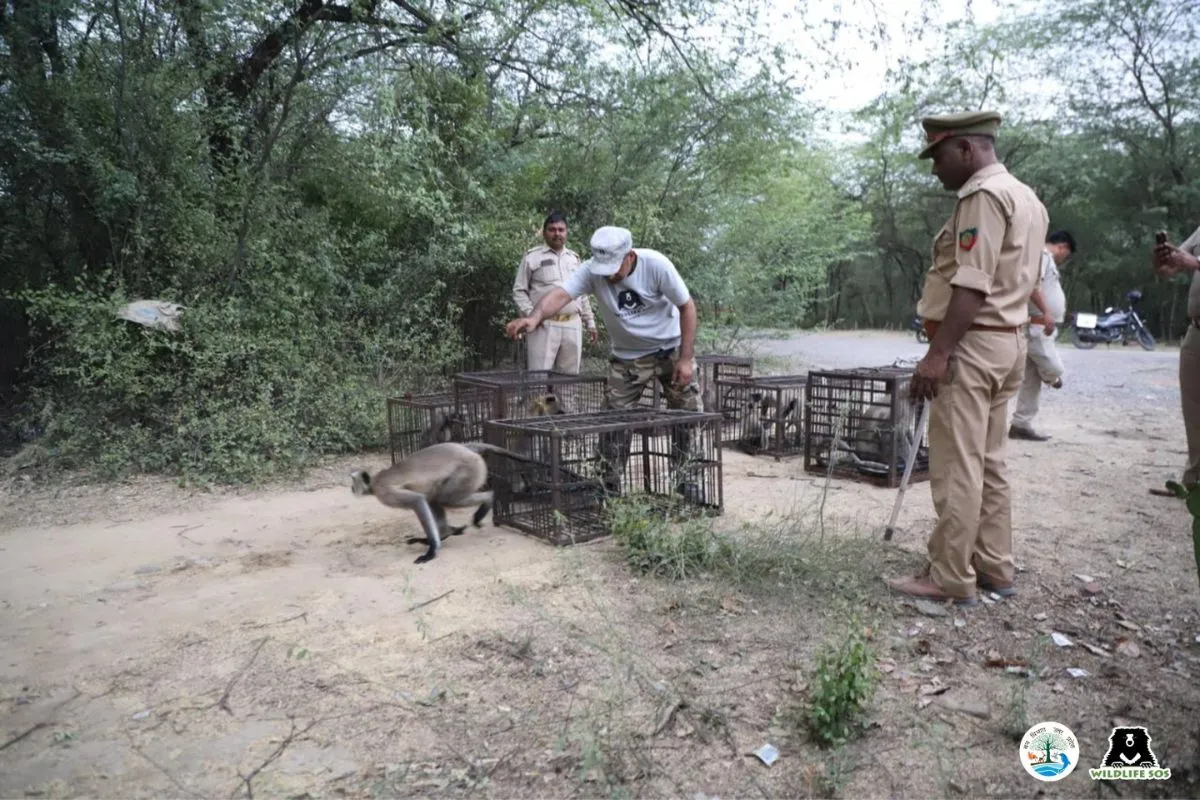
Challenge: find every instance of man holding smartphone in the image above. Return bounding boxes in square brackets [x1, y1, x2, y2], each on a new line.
[1150, 225, 1200, 496]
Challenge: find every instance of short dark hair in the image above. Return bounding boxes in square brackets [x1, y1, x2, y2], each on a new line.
[1047, 229, 1076, 253]
[543, 212, 567, 229]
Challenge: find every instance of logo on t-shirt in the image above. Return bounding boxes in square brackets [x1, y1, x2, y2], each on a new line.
[617, 289, 646, 313]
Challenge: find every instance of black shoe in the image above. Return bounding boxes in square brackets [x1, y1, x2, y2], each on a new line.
[1009, 425, 1051, 441]
[977, 575, 1017, 598]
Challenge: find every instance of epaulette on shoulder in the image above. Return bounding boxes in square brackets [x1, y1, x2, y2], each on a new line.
[957, 179, 986, 199]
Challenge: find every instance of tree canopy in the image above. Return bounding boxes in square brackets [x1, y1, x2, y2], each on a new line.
[1, 0, 1197, 482]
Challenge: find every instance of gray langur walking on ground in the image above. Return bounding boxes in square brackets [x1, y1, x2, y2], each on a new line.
[350, 442, 536, 565]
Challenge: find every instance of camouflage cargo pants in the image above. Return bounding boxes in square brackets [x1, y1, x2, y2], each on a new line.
[598, 347, 702, 496]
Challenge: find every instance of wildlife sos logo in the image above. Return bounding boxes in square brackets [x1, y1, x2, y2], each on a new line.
[1089, 726, 1171, 781]
[616, 289, 646, 314]
[1020, 721, 1080, 782]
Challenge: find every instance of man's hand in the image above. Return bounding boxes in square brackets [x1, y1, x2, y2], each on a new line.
[587, 327, 599, 345]
[505, 317, 539, 340]
[1155, 263, 1179, 279]
[1154, 241, 1200, 274]
[1031, 315, 1056, 336]
[672, 357, 694, 388]
[909, 350, 950, 401]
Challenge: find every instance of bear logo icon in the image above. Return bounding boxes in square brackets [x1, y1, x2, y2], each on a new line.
[1100, 726, 1160, 769]
[617, 289, 645, 312]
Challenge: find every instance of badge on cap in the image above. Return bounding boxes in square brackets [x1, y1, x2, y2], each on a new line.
[958, 228, 979, 252]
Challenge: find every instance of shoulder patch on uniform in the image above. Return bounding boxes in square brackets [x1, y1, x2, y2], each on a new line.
[958, 228, 979, 251]
[539, 257, 555, 267]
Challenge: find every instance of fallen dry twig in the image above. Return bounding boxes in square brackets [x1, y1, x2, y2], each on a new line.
[218, 637, 269, 716]
[408, 590, 455, 613]
[231, 716, 320, 799]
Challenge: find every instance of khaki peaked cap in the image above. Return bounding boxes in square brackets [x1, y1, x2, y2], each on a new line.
[918, 110, 1002, 159]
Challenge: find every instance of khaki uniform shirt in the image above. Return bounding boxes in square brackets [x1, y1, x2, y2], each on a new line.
[1179, 224, 1200, 317]
[916, 163, 1050, 328]
[513, 244, 596, 327]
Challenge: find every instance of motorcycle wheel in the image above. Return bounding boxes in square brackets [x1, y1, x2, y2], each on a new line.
[1071, 327, 1097, 350]
[1136, 326, 1156, 351]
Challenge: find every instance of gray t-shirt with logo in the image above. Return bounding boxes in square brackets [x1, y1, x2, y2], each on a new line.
[561, 247, 692, 360]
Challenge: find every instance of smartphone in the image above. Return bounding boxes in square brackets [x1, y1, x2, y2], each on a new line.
[1155, 231, 1168, 246]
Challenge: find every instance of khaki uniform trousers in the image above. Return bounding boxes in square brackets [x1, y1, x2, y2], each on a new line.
[927, 329, 1026, 597]
[526, 317, 583, 374]
[1179, 324, 1200, 487]
[1010, 325, 1065, 430]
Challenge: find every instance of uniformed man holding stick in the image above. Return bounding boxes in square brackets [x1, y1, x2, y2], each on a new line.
[887, 111, 1049, 606]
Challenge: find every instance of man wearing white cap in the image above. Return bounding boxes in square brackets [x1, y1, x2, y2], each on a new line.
[505, 225, 703, 496]
[505, 225, 702, 411]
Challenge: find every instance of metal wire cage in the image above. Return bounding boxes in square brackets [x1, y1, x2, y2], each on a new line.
[696, 354, 754, 406]
[385, 390, 491, 464]
[802, 366, 930, 488]
[483, 409, 724, 546]
[630, 353, 754, 411]
[714, 375, 807, 459]
[451, 369, 609, 441]
[634, 381, 664, 409]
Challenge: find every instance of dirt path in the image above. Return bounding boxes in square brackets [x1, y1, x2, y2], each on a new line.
[2, 330, 1198, 798]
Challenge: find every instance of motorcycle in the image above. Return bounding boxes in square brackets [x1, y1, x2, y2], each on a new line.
[912, 316, 929, 344]
[1070, 290, 1156, 351]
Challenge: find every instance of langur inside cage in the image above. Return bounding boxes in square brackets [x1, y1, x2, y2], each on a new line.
[802, 366, 930, 488]
[482, 409, 724, 546]
[715, 375, 807, 459]
[695, 353, 754, 410]
[450, 369, 609, 442]
[386, 389, 492, 464]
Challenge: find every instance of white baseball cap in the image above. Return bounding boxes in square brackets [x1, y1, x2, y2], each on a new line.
[583, 226, 633, 277]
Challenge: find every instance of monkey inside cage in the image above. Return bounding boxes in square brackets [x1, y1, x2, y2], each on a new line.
[451, 369, 609, 442]
[695, 354, 754, 409]
[386, 389, 494, 464]
[714, 375, 806, 459]
[482, 409, 724, 546]
[802, 366, 930, 488]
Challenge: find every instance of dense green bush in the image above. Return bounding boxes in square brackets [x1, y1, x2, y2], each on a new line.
[17, 275, 466, 484]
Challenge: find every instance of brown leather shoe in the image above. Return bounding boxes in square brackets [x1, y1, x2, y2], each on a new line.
[886, 574, 978, 607]
[1009, 425, 1051, 441]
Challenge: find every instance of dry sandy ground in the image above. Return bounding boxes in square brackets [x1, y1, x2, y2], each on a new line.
[2, 330, 1198, 799]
